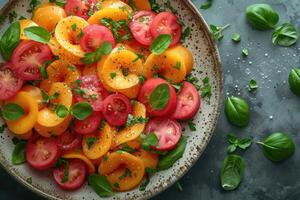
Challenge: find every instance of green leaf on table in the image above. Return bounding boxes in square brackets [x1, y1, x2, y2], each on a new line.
[225, 96, 249, 127]
[272, 23, 298, 47]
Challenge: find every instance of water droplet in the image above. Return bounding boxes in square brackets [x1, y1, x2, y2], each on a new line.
[249, 61, 253, 65]
[264, 53, 268, 57]
[269, 115, 273, 120]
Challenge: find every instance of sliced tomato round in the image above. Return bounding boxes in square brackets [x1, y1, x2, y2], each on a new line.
[145, 118, 182, 151]
[102, 93, 132, 126]
[11, 40, 53, 81]
[65, 0, 99, 20]
[56, 131, 82, 151]
[137, 78, 177, 117]
[172, 81, 201, 120]
[73, 75, 109, 111]
[80, 24, 115, 52]
[26, 136, 61, 170]
[150, 11, 182, 46]
[0, 63, 23, 100]
[73, 111, 102, 135]
[53, 159, 87, 190]
[130, 11, 156, 46]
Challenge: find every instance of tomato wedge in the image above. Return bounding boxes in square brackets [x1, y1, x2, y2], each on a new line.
[26, 136, 61, 170]
[102, 93, 132, 126]
[53, 159, 87, 190]
[145, 118, 182, 151]
[56, 130, 82, 151]
[73, 111, 102, 135]
[0, 63, 23, 100]
[172, 81, 201, 120]
[11, 40, 53, 81]
[150, 11, 182, 46]
[65, 0, 99, 20]
[73, 75, 109, 111]
[130, 11, 156, 46]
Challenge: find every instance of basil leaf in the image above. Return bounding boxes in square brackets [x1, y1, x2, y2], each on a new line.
[245, 4, 279, 30]
[56, 104, 69, 118]
[288, 68, 300, 96]
[157, 137, 187, 170]
[88, 174, 114, 197]
[272, 23, 298, 47]
[150, 34, 172, 55]
[149, 83, 170, 110]
[248, 79, 258, 92]
[242, 48, 249, 56]
[24, 26, 50, 44]
[0, 21, 20, 61]
[70, 102, 93, 120]
[61, 159, 70, 183]
[220, 154, 244, 191]
[2, 103, 25, 121]
[231, 33, 241, 42]
[225, 96, 249, 127]
[257, 132, 295, 162]
[12, 141, 27, 165]
[200, 0, 213, 10]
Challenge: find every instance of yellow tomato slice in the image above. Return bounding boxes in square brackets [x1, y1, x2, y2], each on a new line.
[168, 45, 194, 74]
[88, 7, 129, 24]
[21, 85, 44, 110]
[101, 0, 132, 12]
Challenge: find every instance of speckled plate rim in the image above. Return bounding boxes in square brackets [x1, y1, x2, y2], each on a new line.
[0, 0, 223, 199]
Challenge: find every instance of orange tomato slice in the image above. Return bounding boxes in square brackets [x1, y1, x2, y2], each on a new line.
[101, 0, 132, 12]
[21, 85, 44, 110]
[134, 149, 158, 169]
[168, 45, 194, 74]
[88, 7, 129, 24]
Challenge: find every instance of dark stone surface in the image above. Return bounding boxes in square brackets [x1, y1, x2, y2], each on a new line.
[1, 0, 300, 199]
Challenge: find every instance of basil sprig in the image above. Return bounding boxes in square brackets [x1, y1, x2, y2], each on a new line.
[257, 132, 295, 162]
[209, 24, 230, 41]
[149, 83, 170, 110]
[225, 96, 249, 127]
[70, 102, 93, 120]
[288, 68, 300, 96]
[220, 154, 244, 191]
[88, 174, 114, 197]
[12, 141, 27, 165]
[81, 42, 112, 64]
[150, 34, 172, 55]
[227, 133, 252, 153]
[0, 21, 20, 61]
[272, 23, 299, 47]
[1, 103, 25, 121]
[24, 26, 50, 44]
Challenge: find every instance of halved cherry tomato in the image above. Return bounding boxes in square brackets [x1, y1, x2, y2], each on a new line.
[129, 11, 156, 46]
[73, 75, 109, 111]
[26, 136, 61, 170]
[145, 118, 182, 151]
[73, 111, 102, 135]
[65, 0, 99, 20]
[150, 11, 182, 46]
[80, 24, 115, 52]
[56, 130, 82, 151]
[137, 78, 177, 117]
[0, 63, 23, 100]
[11, 40, 53, 80]
[172, 81, 201, 120]
[102, 93, 132, 126]
[53, 159, 87, 190]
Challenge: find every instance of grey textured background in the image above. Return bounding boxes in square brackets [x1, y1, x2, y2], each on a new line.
[1, 0, 300, 199]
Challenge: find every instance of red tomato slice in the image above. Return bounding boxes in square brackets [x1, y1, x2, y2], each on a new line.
[56, 131, 82, 151]
[65, 0, 99, 20]
[145, 118, 182, 151]
[137, 78, 177, 117]
[80, 24, 115, 52]
[150, 11, 182, 46]
[73, 75, 109, 111]
[73, 111, 102, 135]
[53, 159, 87, 190]
[172, 81, 201, 121]
[0, 63, 23, 100]
[129, 11, 156, 46]
[102, 93, 132, 126]
[26, 136, 61, 170]
[11, 40, 53, 81]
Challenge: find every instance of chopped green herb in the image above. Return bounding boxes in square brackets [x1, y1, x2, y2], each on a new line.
[180, 27, 191, 43]
[126, 114, 148, 127]
[100, 18, 132, 43]
[81, 41, 112, 64]
[40, 60, 52, 79]
[164, 0, 177, 13]
[88, 3, 95, 17]
[0, 16, 6, 24]
[201, 77, 212, 102]
[61, 160, 70, 183]
[141, 133, 158, 150]
[56, 104, 69, 118]
[77, 29, 84, 39]
[128, 0, 136, 11]
[0, 124, 7, 134]
[113, 182, 120, 188]
[27, 0, 41, 13]
[200, 0, 213, 10]
[96, 2, 101, 10]
[209, 24, 230, 41]
[8, 11, 18, 23]
[110, 72, 117, 79]
[149, 0, 160, 12]
[242, 48, 249, 56]
[231, 33, 241, 42]
[175, 181, 183, 192]
[132, 53, 146, 62]
[67, 64, 76, 72]
[173, 62, 181, 70]
[185, 74, 201, 90]
[187, 120, 196, 131]
[119, 168, 132, 180]
[248, 79, 258, 92]
[86, 137, 97, 149]
[138, 75, 146, 84]
[173, 83, 183, 93]
[26, 177, 32, 184]
[71, 24, 77, 31]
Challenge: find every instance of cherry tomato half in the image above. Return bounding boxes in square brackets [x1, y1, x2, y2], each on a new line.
[145, 118, 182, 151]
[56, 130, 82, 151]
[11, 40, 53, 81]
[73, 75, 109, 111]
[73, 111, 102, 135]
[102, 93, 132, 126]
[0, 63, 23, 100]
[172, 81, 201, 121]
[137, 78, 177, 117]
[26, 136, 61, 170]
[150, 11, 182, 46]
[129, 11, 156, 46]
[53, 159, 87, 190]
[80, 24, 115, 52]
[65, 0, 99, 20]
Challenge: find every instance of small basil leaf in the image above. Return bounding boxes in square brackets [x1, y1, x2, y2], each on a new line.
[227, 144, 237, 153]
[227, 133, 238, 144]
[220, 154, 244, 191]
[257, 132, 295, 162]
[225, 96, 249, 127]
[149, 83, 170, 110]
[56, 104, 69, 118]
[237, 138, 252, 150]
[70, 102, 93, 120]
[246, 4, 279, 30]
[231, 33, 241, 42]
[288, 68, 300, 96]
[24, 26, 50, 44]
[0, 21, 20, 61]
[272, 23, 298, 47]
[2, 103, 25, 121]
[248, 79, 258, 92]
[157, 137, 187, 171]
[12, 141, 27, 165]
[209, 24, 230, 41]
[150, 34, 172, 55]
[88, 174, 114, 197]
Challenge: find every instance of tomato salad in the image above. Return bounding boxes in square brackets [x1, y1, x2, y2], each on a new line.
[0, 0, 201, 195]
